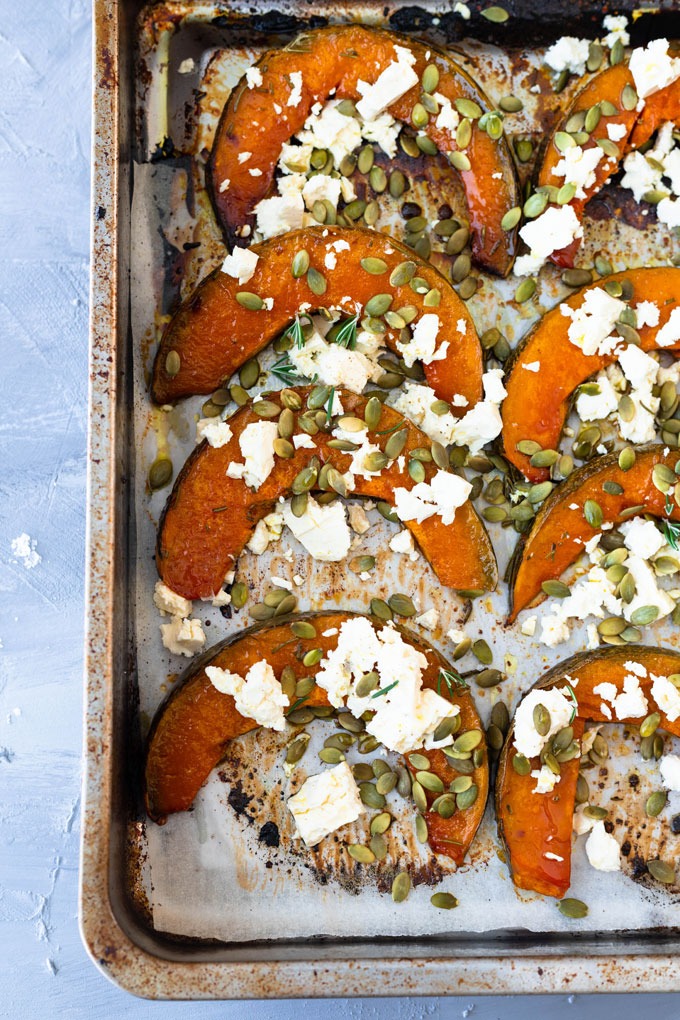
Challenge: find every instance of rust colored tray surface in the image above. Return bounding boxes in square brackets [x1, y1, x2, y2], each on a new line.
[82, 0, 680, 998]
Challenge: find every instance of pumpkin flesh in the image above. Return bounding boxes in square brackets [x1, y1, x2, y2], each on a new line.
[496, 646, 680, 898]
[145, 611, 488, 866]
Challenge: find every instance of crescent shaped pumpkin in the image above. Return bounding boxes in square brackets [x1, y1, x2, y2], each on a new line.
[207, 25, 520, 276]
[496, 645, 680, 898]
[152, 225, 483, 408]
[145, 610, 489, 867]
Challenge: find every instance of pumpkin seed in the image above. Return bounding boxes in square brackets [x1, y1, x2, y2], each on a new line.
[512, 753, 530, 776]
[317, 747, 344, 765]
[165, 350, 181, 377]
[149, 457, 172, 490]
[391, 871, 411, 902]
[415, 770, 444, 794]
[291, 249, 310, 278]
[370, 812, 392, 837]
[376, 772, 398, 796]
[230, 383, 249, 406]
[350, 555, 376, 575]
[515, 138, 533, 162]
[253, 399, 280, 419]
[413, 813, 428, 844]
[363, 293, 391, 317]
[199, 400, 220, 419]
[533, 704, 551, 737]
[486, 723, 504, 751]
[458, 277, 478, 301]
[583, 499, 603, 528]
[264, 588, 291, 609]
[409, 459, 426, 483]
[630, 604, 659, 626]
[615, 447, 635, 473]
[383, 429, 408, 462]
[515, 278, 536, 304]
[558, 898, 588, 919]
[454, 730, 483, 754]
[448, 228, 470, 257]
[491, 701, 510, 734]
[610, 36, 624, 65]
[450, 150, 471, 172]
[596, 616, 626, 637]
[230, 581, 248, 609]
[286, 733, 311, 765]
[647, 859, 676, 884]
[421, 63, 440, 94]
[472, 639, 492, 665]
[239, 357, 260, 389]
[619, 571, 636, 604]
[347, 843, 375, 864]
[500, 206, 521, 231]
[542, 579, 571, 598]
[481, 5, 509, 22]
[408, 753, 431, 771]
[523, 191, 548, 219]
[517, 439, 542, 456]
[562, 268, 593, 288]
[584, 104, 602, 134]
[499, 94, 523, 113]
[291, 464, 318, 495]
[456, 784, 479, 810]
[388, 593, 417, 617]
[369, 166, 387, 193]
[621, 83, 638, 111]
[475, 668, 504, 689]
[653, 463, 677, 493]
[586, 40, 603, 72]
[640, 712, 661, 738]
[377, 501, 398, 523]
[554, 131, 575, 153]
[359, 782, 385, 810]
[424, 287, 441, 308]
[431, 891, 458, 910]
[301, 647, 321, 667]
[275, 594, 297, 616]
[575, 773, 590, 805]
[370, 597, 393, 621]
[645, 790, 668, 818]
[305, 267, 326, 296]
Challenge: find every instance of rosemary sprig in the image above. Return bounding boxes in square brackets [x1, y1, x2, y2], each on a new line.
[271, 355, 302, 384]
[663, 518, 680, 551]
[333, 314, 358, 349]
[371, 680, 400, 699]
[286, 314, 305, 350]
[285, 695, 309, 716]
[438, 668, 469, 697]
[564, 682, 578, 725]
[326, 386, 336, 425]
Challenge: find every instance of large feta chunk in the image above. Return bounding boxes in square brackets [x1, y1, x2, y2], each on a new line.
[397, 314, 448, 368]
[514, 205, 583, 276]
[553, 144, 604, 200]
[287, 762, 365, 847]
[656, 306, 680, 349]
[513, 686, 575, 758]
[659, 753, 680, 792]
[207, 659, 289, 730]
[585, 820, 621, 871]
[393, 470, 472, 526]
[160, 616, 206, 657]
[196, 418, 233, 448]
[288, 325, 377, 392]
[254, 192, 305, 240]
[234, 420, 278, 490]
[620, 517, 665, 560]
[651, 673, 680, 722]
[153, 580, 192, 618]
[221, 246, 259, 284]
[282, 496, 352, 561]
[575, 371, 618, 421]
[544, 36, 590, 76]
[622, 555, 676, 624]
[629, 39, 680, 102]
[355, 45, 418, 120]
[560, 287, 626, 356]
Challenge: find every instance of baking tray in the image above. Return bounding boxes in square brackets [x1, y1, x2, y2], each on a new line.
[81, 0, 680, 998]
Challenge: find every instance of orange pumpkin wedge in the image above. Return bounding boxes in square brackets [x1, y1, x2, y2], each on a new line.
[537, 64, 636, 268]
[508, 445, 680, 623]
[145, 610, 489, 866]
[207, 25, 520, 276]
[628, 77, 680, 151]
[157, 387, 498, 600]
[496, 645, 680, 898]
[501, 267, 680, 483]
[152, 225, 483, 407]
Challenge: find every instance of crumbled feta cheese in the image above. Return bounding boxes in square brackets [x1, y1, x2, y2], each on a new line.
[573, 804, 597, 836]
[394, 470, 472, 526]
[247, 511, 284, 555]
[160, 616, 206, 657]
[282, 496, 351, 561]
[620, 517, 665, 560]
[287, 761, 365, 847]
[219, 178, 230, 193]
[587, 623, 600, 649]
[361, 112, 402, 158]
[531, 765, 560, 794]
[629, 39, 680, 103]
[288, 325, 377, 392]
[286, 70, 303, 107]
[622, 555, 676, 624]
[249, 168, 263, 177]
[659, 753, 680, 792]
[602, 14, 629, 48]
[513, 687, 575, 759]
[237, 151, 252, 164]
[324, 251, 337, 270]
[391, 383, 458, 446]
[651, 672, 680, 722]
[178, 57, 195, 74]
[355, 45, 419, 121]
[636, 301, 661, 329]
[585, 821, 621, 872]
[657, 197, 680, 227]
[154, 580, 192, 618]
[553, 144, 604, 200]
[347, 504, 371, 535]
[539, 614, 571, 648]
[522, 361, 541, 373]
[245, 66, 263, 89]
[254, 192, 305, 239]
[293, 433, 316, 450]
[10, 533, 41, 569]
[196, 418, 233, 448]
[302, 174, 342, 212]
[544, 37, 590, 76]
[389, 528, 419, 561]
[560, 287, 626, 356]
[607, 122, 628, 142]
[514, 205, 583, 275]
[206, 659, 289, 730]
[397, 314, 448, 368]
[521, 616, 537, 637]
[445, 370, 506, 454]
[415, 608, 439, 631]
[656, 306, 680, 349]
[433, 93, 459, 133]
[575, 371, 618, 421]
[232, 421, 278, 490]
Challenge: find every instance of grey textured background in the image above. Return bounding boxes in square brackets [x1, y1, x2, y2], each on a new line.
[1, 1, 679, 1014]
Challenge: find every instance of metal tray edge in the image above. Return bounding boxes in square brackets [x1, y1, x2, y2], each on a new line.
[79, 0, 680, 998]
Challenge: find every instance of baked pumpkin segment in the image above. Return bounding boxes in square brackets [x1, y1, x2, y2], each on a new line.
[144, 610, 489, 867]
[496, 646, 680, 898]
[207, 25, 520, 276]
[508, 445, 680, 622]
[501, 268, 680, 483]
[152, 225, 483, 407]
[157, 387, 498, 600]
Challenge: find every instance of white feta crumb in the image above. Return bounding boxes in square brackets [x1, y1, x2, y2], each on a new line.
[196, 418, 233, 448]
[635, 301, 660, 329]
[607, 122, 627, 142]
[573, 804, 596, 836]
[660, 753, 680, 792]
[585, 821, 621, 871]
[270, 575, 293, 590]
[394, 470, 472, 527]
[513, 687, 575, 758]
[10, 533, 41, 570]
[453, 1, 471, 18]
[160, 616, 206, 657]
[355, 45, 419, 121]
[575, 371, 618, 422]
[560, 287, 626, 356]
[293, 433, 316, 450]
[245, 66, 263, 89]
[521, 616, 537, 637]
[415, 608, 439, 631]
[347, 504, 371, 535]
[282, 496, 351, 561]
[651, 673, 680, 722]
[286, 71, 303, 107]
[287, 761, 364, 847]
[544, 37, 590, 77]
[553, 144, 604, 200]
[232, 421, 278, 490]
[207, 660, 289, 730]
[237, 151, 252, 164]
[397, 313, 448, 368]
[629, 39, 680, 103]
[322, 628, 338, 638]
[514, 205, 583, 275]
[219, 178, 230, 193]
[522, 361, 540, 373]
[178, 57, 195, 74]
[656, 306, 680, 349]
[602, 15, 629, 48]
[531, 766, 560, 794]
[153, 580, 192, 618]
[620, 517, 664, 560]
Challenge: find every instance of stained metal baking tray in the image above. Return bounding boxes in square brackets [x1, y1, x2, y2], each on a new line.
[82, 0, 680, 997]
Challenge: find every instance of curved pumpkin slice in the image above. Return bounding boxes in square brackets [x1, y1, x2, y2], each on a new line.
[152, 225, 483, 407]
[157, 387, 498, 600]
[537, 64, 636, 267]
[496, 645, 680, 898]
[508, 445, 680, 622]
[207, 25, 520, 276]
[145, 610, 489, 866]
[628, 77, 680, 151]
[502, 267, 680, 483]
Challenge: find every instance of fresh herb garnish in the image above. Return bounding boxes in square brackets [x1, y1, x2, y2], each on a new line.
[371, 680, 400, 699]
[286, 314, 305, 350]
[663, 518, 680, 551]
[285, 695, 309, 716]
[326, 386, 336, 424]
[564, 682, 578, 725]
[438, 668, 469, 697]
[271, 355, 302, 384]
[375, 421, 405, 436]
[333, 314, 358, 350]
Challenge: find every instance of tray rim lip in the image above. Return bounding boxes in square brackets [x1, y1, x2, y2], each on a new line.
[80, 0, 680, 998]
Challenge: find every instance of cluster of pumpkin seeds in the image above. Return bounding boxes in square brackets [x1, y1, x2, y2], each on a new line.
[511, 705, 580, 781]
[470, 446, 562, 535]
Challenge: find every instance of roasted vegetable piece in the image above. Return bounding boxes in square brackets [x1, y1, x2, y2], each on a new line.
[508, 445, 680, 622]
[207, 25, 520, 276]
[496, 646, 680, 898]
[152, 226, 483, 407]
[502, 268, 680, 482]
[537, 64, 636, 268]
[627, 77, 680, 151]
[145, 610, 489, 866]
[157, 387, 498, 599]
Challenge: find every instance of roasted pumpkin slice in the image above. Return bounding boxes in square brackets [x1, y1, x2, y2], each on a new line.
[501, 267, 680, 483]
[207, 25, 520, 276]
[628, 77, 680, 151]
[508, 445, 680, 622]
[152, 225, 483, 407]
[157, 387, 498, 599]
[145, 610, 489, 866]
[496, 645, 680, 898]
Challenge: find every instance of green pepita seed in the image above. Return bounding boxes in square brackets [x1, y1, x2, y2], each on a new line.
[647, 859, 676, 884]
[236, 291, 265, 311]
[472, 639, 492, 665]
[515, 138, 533, 162]
[239, 358, 260, 389]
[348, 843, 375, 864]
[415, 770, 444, 793]
[230, 580, 248, 609]
[558, 898, 588, 919]
[646, 790, 668, 817]
[542, 579, 571, 598]
[512, 753, 531, 776]
[291, 250, 310, 278]
[584, 499, 603, 528]
[422, 63, 440, 94]
[409, 459, 426, 483]
[481, 5, 509, 23]
[230, 383, 249, 406]
[630, 604, 659, 626]
[376, 771, 398, 795]
[388, 593, 417, 617]
[515, 278, 536, 304]
[475, 668, 504, 689]
[392, 871, 411, 902]
[500, 94, 523, 113]
[165, 350, 181, 377]
[302, 648, 322, 667]
[501, 206, 521, 231]
[431, 891, 458, 910]
[285, 733, 311, 765]
[359, 782, 385, 810]
[622, 84, 638, 111]
[523, 191, 548, 219]
[618, 447, 636, 472]
[371, 812, 392, 836]
[408, 753, 430, 770]
[454, 730, 483, 754]
[640, 712, 661, 738]
[360, 257, 388, 277]
[149, 457, 173, 490]
[411, 779, 427, 813]
[364, 293, 392, 317]
[370, 597, 393, 621]
[491, 702, 510, 734]
[413, 813, 427, 844]
[306, 267, 327, 296]
[562, 268, 593, 288]
[450, 150, 471, 172]
[457, 784, 479, 810]
[318, 747, 345, 765]
[533, 704, 551, 737]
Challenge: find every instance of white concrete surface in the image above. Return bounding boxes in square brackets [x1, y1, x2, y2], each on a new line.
[1, 1, 679, 1015]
